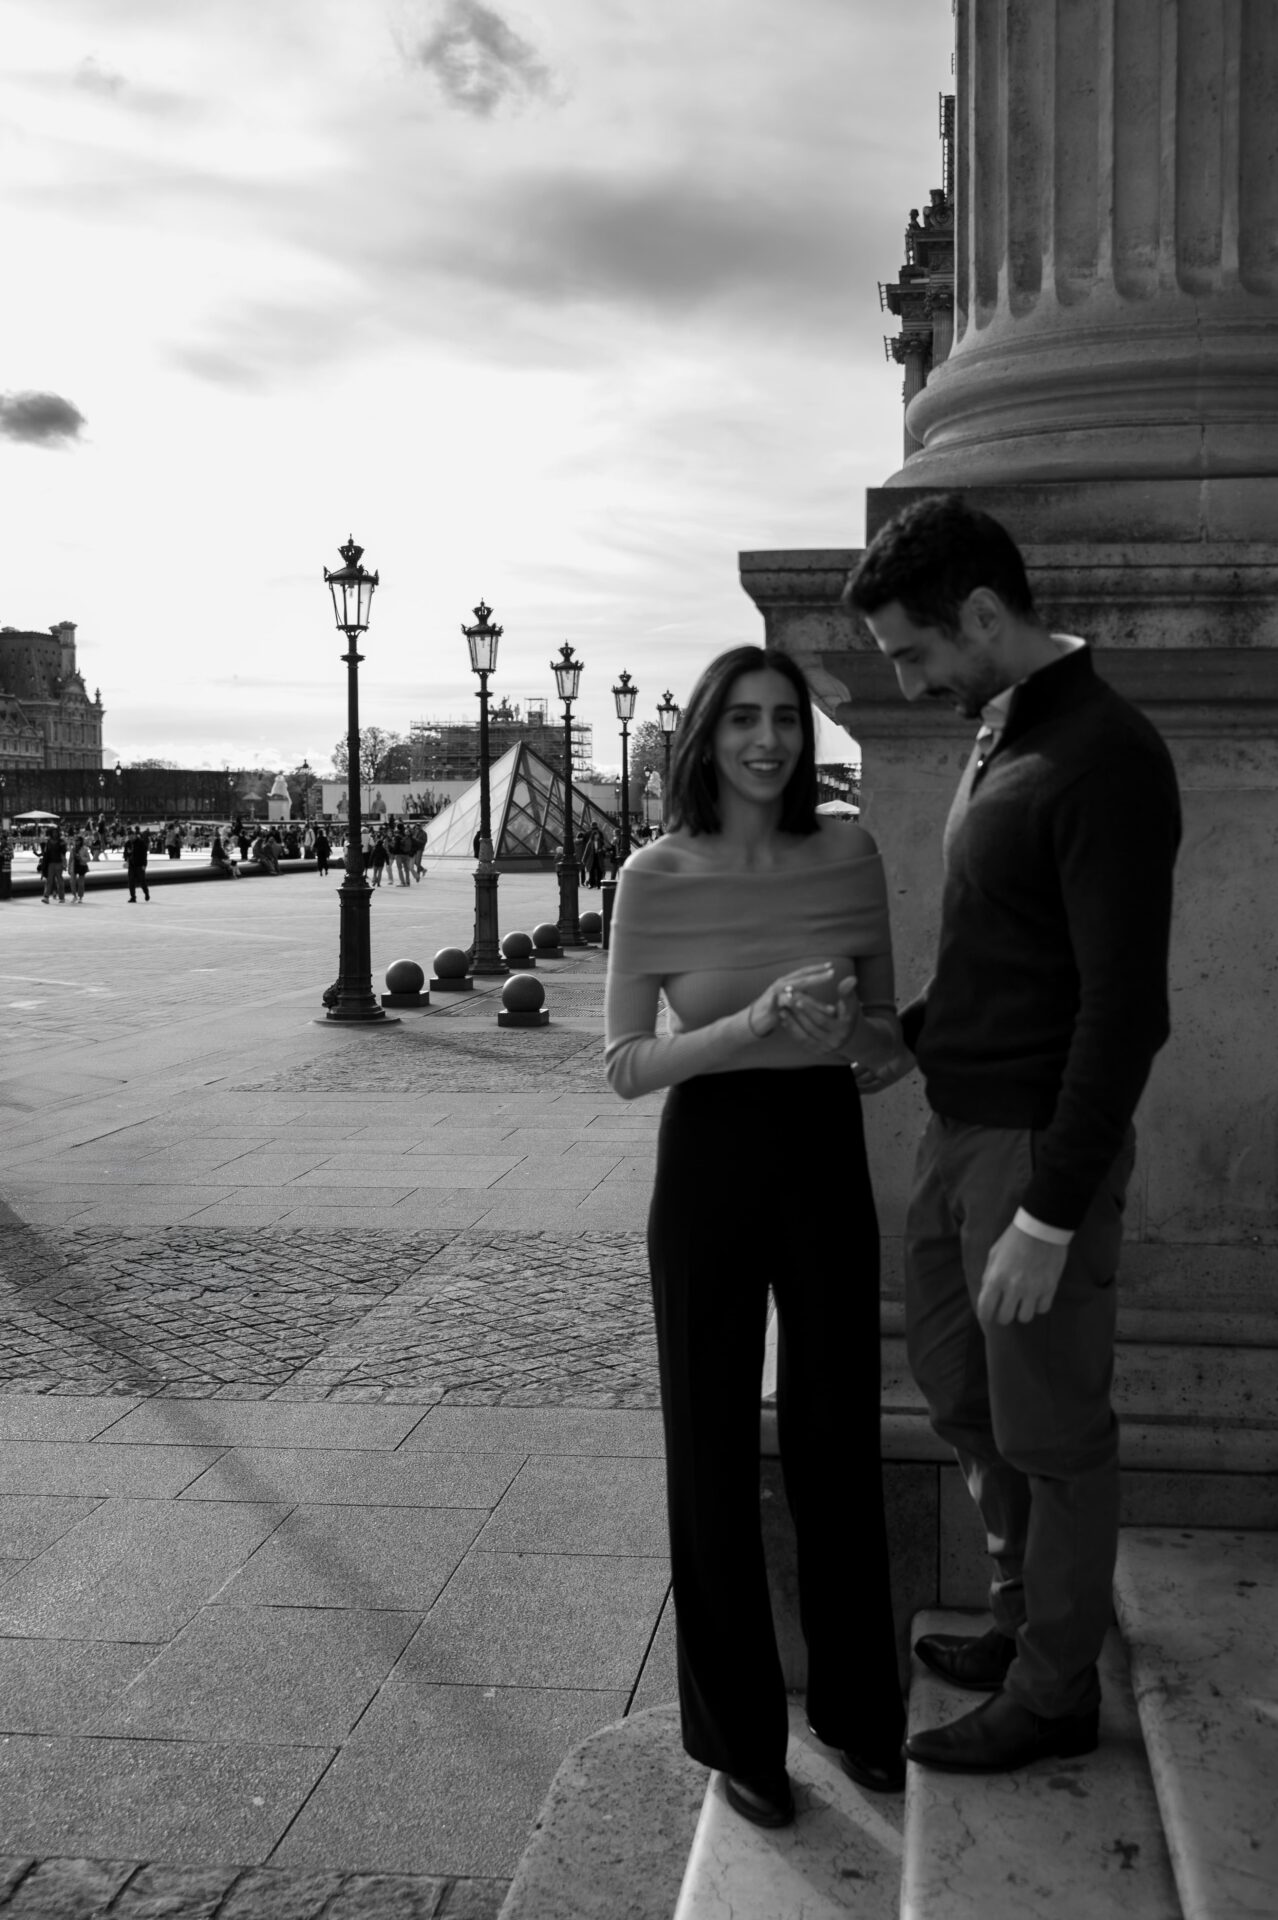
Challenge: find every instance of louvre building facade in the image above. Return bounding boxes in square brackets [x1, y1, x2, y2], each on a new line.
[0, 621, 104, 772]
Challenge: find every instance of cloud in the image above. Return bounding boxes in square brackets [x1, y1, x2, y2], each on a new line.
[0, 391, 87, 446]
[401, 0, 559, 117]
[73, 55, 126, 98]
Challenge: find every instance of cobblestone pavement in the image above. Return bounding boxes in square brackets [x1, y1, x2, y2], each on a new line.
[238, 1029, 610, 1096]
[0, 1226, 658, 1404]
[0, 1854, 504, 1917]
[0, 875, 671, 1909]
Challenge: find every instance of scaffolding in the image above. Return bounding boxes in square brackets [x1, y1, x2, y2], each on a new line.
[408, 702, 592, 783]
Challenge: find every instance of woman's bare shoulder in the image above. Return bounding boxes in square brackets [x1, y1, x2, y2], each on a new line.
[813, 816, 879, 861]
[623, 833, 704, 876]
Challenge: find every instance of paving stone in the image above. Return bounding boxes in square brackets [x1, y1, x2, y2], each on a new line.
[0, 1397, 141, 1442]
[474, 1454, 669, 1556]
[0, 1737, 331, 1866]
[271, 1685, 627, 1878]
[178, 1445, 521, 1509]
[0, 1445, 224, 1499]
[106, 1862, 241, 1918]
[405, 1408, 664, 1457]
[96, 1605, 418, 1743]
[436, 1881, 510, 1920]
[628, 1586, 678, 1715]
[0, 1856, 136, 1917]
[404, 1552, 669, 1689]
[0, 1640, 154, 1734]
[0, 1496, 102, 1558]
[103, 1400, 428, 1451]
[0, 1499, 288, 1641]
[215, 1867, 349, 1920]
[323, 1874, 448, 1919]
[0, 1859, 34, 1906]
[212, 1504, 484, 1610]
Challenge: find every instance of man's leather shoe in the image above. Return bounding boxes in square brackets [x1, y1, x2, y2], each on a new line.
[913, 1626, 1016, 1692]
[906, 1691, 1100, 1774]
[723, 1770, 795, 1828]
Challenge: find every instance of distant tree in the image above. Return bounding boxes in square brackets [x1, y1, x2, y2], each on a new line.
[131, 757, 179, 770]
[330, 728, 407, 803]
[628, 719, 666, 778]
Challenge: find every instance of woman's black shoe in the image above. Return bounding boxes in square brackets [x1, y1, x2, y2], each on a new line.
[835, 1746, 906, 1794]
[807, 1722, 906, 1794]
[723, 1770, 796, 1828]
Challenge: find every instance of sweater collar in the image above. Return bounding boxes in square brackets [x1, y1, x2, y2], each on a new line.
[986, 635, 1092, 744]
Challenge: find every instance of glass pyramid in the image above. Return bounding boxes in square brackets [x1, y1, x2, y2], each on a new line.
[422, 742, 615, 865]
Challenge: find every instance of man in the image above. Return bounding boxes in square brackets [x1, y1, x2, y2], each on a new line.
[845, 494, 1181, 1773]
[122, 825, 150, 903]
[40, 825, 68, 904]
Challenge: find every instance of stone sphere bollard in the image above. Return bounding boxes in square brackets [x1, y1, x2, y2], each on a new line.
[532, 921, 564, 958]
[385, 958, 425, 995]
[499, 970, 549, 1027]
[381, 957, 429, 1010]
[430, 945, 473, 992]
[501, 930, 536, 968]
[579, 909, 603, 944]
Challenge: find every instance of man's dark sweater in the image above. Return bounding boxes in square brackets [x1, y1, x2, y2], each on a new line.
[899, 645, 1181, 1232]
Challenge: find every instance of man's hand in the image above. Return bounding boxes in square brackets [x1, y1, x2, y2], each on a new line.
[977, 1222, 1070, 1328]
[853, 1049, 916, 1095]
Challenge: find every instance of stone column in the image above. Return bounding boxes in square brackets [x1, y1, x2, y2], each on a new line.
[739, 0, 1278, 1582]
[898, 0, 1278, 512]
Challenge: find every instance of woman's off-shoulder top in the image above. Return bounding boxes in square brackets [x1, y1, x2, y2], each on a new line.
[603, 840, 896, 1100]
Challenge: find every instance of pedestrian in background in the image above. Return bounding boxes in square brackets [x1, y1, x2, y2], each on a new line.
[409, 822, 427, 881]
[0, 829, 12, 901]
[313, 825, 332, 876]
[392, 823, 412, 887]
[123, 826, 150, 903]
[40, 826, 67, 904]
[70, 832, 90, 903]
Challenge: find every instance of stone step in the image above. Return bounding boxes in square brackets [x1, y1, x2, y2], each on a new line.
[876, 1336, 1276, 1430]
[671, 1700, 903, 1920]
[1114, 1529, 1278, 1920]
[901, 1611, 1180, 1920]
[877, 1296, 1278, 1349]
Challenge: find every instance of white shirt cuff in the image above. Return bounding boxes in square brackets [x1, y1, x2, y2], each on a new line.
[1014, 1207, 1074, 1246]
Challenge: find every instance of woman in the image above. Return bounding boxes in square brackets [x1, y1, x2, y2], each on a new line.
[313, 825, 332, 877]
[69, 832, 90, 903]
[605, 645, 908, 1828]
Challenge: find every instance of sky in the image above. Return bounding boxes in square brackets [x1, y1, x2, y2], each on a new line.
[0, 0, 954, 774]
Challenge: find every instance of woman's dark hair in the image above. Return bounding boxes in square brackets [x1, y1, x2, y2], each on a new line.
[845, 492, 1036, 636]
[666, 645, 819, 836]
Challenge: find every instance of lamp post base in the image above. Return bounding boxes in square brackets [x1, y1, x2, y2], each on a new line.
[555, 856, 587, 948]
[470, 862, 509, 977]
[325, 871, 396, 1019]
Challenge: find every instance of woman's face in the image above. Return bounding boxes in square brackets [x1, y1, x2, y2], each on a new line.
[710, 668, 805, 811]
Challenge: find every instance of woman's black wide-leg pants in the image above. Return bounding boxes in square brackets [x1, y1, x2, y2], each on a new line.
[647, 1065, 904, 1782]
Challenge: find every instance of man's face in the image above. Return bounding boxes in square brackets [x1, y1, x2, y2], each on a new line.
[863, 597, 1009, 720]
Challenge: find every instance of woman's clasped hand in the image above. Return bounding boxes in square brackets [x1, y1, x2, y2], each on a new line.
[747, 962, 862, 1056]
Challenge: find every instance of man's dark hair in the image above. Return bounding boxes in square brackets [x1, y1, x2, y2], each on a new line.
[845, 493, 1037, 635]
[666, 644, 819, 836]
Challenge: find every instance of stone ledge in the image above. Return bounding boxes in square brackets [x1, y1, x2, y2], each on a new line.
[497, 1704, 705, 1920]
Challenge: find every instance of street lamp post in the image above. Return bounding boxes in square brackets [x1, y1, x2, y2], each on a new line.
[657, 690, 680, 825]
[464, 600, 508, 977]
[551, 642, 586, 948]
[612, 670, 638, 860]
[298, 759, 313, 821]
[322, 536, 390, 1023]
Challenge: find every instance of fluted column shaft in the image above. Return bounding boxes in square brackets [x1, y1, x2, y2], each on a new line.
[895, 0, 1278, 488]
